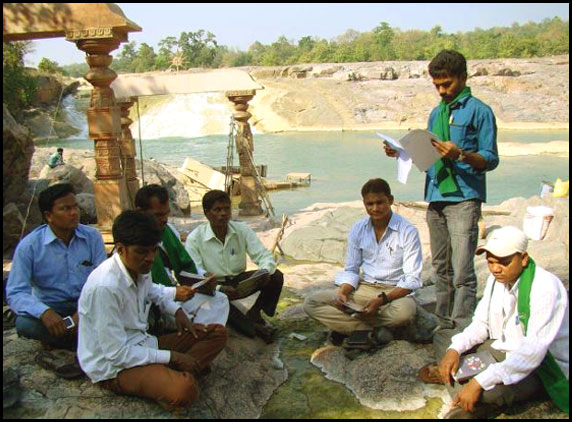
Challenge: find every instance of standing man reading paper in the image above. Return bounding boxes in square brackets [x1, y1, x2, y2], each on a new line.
[384, 50, 499, 331]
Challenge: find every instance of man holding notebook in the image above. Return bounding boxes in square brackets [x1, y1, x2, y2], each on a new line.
[304, 178, 423, 350]
[420, 226, 569, 418]
[185, 190, 283, 343]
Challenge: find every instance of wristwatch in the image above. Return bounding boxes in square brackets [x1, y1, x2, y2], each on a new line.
[377, 292, 390, 305]
[456, 149, 467, 162]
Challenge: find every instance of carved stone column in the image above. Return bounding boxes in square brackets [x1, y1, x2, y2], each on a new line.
[226, 90, 262, 216]
[71, 32, 131, 229]
[118, 98, 140, 207]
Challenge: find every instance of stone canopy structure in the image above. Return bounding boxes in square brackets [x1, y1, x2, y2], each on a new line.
[4, 3, 267, 234]
[111, 70, 265, 216]
[4, 3, 141, 234]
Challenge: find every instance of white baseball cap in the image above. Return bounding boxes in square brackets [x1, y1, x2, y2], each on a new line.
[476, 226, 528, 257]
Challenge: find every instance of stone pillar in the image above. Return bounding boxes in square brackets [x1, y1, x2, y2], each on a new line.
[226, 90, 262, 216]
[71, 33, 131, 230]
[118, 98, 140, 207]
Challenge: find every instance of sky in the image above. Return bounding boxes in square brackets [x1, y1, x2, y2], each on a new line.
[24, 3, 570, 67]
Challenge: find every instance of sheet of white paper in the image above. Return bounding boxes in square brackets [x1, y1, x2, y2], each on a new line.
[377, 132, 412, 184]
[399, 129, 442, 172]
[397, 153, 413, 184]
[376, 132, 404, 151]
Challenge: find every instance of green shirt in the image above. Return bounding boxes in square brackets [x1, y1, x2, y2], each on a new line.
[185, 221, 276, 281]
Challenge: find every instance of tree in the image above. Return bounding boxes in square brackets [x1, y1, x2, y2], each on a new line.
[133, 43, 156, 72]
[373, 22, 396, 60]
[38, 57, 63, 74]
[3, 41, 37, 115]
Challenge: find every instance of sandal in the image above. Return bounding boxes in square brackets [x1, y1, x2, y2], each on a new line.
[418, 363, 444, 384]
[35, 350, 84, 380]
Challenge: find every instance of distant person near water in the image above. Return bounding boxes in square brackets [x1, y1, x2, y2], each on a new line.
[419, 226, 569, 418]
[383, 49, 499, 331]
[304, 178, 423, 351]
[48, 148, 65, 168]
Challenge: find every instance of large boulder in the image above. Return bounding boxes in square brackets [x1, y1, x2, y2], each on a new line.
[3, 105, 34, 209]
[3, 328, 286, 419]
[138, 160, 191, 216]
[3, 104, 41, 253]
[38, 164, 94, 195]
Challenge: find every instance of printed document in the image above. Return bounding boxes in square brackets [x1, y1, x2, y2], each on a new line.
[377, 129, 442, 183]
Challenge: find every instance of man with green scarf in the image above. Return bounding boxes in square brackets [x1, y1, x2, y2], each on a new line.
[385, 50, 499, 331]
[420, 226, 569, 418]
[135, 185, 229, 334]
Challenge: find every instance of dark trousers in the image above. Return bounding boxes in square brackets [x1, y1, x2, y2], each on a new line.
[222, 269, 284, 336]
[15, 300, 78, 350]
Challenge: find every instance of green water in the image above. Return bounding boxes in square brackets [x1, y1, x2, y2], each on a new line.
[51, 130, 569, 215]
[264, 287, 444, 419]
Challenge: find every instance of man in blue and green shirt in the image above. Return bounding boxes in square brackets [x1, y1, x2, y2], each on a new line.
[385, 50, 499, 330]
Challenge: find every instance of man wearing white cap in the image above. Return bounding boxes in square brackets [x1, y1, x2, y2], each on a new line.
[419, 226, 569, 418]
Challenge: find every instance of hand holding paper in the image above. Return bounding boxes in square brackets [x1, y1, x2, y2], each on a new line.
[378, 130, 442, 183]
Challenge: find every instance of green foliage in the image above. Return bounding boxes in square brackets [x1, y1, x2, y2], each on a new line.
[38, 57, 63, 75]
[23, 17, 571, 80]
[3, 41, 37, 115]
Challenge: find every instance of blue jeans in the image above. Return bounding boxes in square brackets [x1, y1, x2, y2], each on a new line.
[15, 301, 78, 350]
[427, 200, 481, 330]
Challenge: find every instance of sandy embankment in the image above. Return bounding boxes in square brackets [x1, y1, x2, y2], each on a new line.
[245, 56, 569, 133]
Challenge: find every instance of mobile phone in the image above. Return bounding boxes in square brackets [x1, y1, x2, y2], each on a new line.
[63, 316, 75, 329]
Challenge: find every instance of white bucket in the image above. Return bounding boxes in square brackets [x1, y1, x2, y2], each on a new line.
[538, 181, 554, 199]
[522, 206, 554, 240]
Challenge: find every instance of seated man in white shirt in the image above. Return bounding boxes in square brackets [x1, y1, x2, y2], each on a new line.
[78, 210, 227, 408]
[185, 190, 283, 343]
[420, 226, 569, 418]
[303, 178, 423, 348]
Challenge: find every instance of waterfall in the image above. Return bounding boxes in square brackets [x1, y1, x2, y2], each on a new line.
[135, 92, 244, 139]
[62, 95, 89, 138]
[59, 92, 256, 140]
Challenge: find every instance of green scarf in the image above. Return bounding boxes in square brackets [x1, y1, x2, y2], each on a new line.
[151, 225, 198, 287]
[432, 86, 472, 196]
[518, 257, 569, 414]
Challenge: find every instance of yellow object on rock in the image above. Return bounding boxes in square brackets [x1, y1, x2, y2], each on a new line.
[553, 178, 569, 198]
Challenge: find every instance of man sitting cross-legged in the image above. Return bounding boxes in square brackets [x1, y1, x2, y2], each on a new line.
[78, 210, 226, 408]
[420, 226, 568, 418]
[303, 178, 423, 350]
[6, 183, 106, 378]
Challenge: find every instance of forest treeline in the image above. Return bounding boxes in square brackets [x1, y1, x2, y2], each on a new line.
[3, 17, 569, 114]
[60, 17, 569, 76]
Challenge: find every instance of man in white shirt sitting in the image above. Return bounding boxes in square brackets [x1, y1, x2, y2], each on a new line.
[303, 178, 423, 348]
[420, 226, 569, 418]
[185, 190, 283, 343]
[78, 211, 226, 408]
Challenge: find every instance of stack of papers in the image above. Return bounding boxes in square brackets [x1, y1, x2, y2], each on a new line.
[377, 130, 442, 183]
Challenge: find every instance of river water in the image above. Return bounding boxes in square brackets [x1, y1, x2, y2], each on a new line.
[56, 130, 569, 215]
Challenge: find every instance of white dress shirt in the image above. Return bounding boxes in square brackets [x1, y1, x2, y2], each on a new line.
[449, 265, 569, 391]
[334, 212, 423, 291]
[185, 220, 276, 280]
[78, 254, 180, 383]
